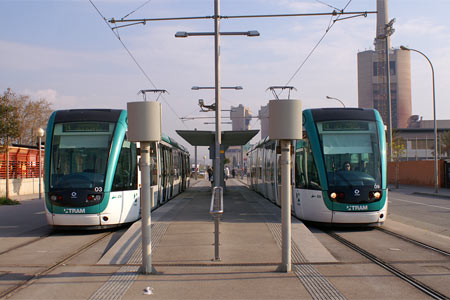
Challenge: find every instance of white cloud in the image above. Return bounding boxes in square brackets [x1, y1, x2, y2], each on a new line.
[396, 17, 449, 38]
[20, 88, 89, 110]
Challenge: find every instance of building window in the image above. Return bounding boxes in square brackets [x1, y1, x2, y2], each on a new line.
[373, 61, 396, 77]
[390, 61, 396, 76]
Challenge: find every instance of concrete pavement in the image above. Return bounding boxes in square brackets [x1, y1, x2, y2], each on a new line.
[2, 179, 449, 299]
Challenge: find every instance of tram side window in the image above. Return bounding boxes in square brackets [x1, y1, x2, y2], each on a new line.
[150, 144, 158, 186]
[112, 141, 138, 191]
[295, 150, 306, 189]
[295, 138, 321, 190]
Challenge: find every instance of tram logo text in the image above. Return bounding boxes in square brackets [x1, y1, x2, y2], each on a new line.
[64, 208, 86, 214]
[346, 205, 368, 211]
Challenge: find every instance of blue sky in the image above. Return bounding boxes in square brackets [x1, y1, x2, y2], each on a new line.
[1, 0, 449, 160]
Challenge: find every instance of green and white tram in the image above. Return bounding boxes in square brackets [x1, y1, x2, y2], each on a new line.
[44, 109, 190, 229]
[247, 108, 387, 225]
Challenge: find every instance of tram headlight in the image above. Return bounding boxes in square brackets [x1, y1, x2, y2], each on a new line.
[369, 191, 382, 200]
[329, 192, 345, 200]
[50, 195, 57, 201]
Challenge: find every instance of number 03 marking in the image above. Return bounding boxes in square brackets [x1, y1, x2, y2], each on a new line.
[95, 187, 103, 192]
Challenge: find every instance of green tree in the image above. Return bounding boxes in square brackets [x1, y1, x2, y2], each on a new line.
[440, 131, 450, 158]
[7, 91, 52, 146]
[392, 130, 406, 188]
[0, 89, 21, 199]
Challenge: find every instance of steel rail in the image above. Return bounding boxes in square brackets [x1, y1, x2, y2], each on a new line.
[327, 231, 450, 300]
[0, 230, 53, 256]
[376, 227, 450, 257]
[0, 232, 113, 300]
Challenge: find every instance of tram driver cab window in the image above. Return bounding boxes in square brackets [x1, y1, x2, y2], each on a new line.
[112, 140, 138, 191]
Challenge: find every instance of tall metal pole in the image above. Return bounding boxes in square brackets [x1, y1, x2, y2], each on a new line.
[280, 140, 292, 272]
[194, 128, 198, 180]
[400, 46, 438, 193]
[240, 145, 244, 178]
[38, 136, 42, 200]
[385, 35, 393, 162]
[431, 60, 438, 193]
[141, 142, 153, 274]
[214, 0, 222, 188]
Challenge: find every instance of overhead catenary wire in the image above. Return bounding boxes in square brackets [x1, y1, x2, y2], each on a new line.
[88, 0, 187, 128]
[315, 0, 343, 12]
[121, 0, 153, 20]
[281, 0, 354, 96]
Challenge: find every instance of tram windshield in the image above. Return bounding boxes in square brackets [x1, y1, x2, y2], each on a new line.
[49, 122, 115, 190]
[316, 120, 382, 189]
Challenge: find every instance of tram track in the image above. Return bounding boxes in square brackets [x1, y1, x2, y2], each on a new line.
[375, 227, 450, 257]
[325, 230, 450, 300]
[0, 231, 113, 300]
[0, 230, 54, 257]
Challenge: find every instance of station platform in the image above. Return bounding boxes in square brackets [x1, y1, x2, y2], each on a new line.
[90, 178, 342, 300]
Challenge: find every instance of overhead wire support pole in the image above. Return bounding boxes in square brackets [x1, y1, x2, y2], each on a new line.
[214, 0, 221, 190]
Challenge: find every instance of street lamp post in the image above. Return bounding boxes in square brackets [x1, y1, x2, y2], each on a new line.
[36, 128, 45, 200]
[377, 19, 395, 162]
[325, 96, 345, 107]
[203, 155, 207, 174]
[400, 45, 438, 193]
[194, 128, 198, 180]
[188, 82, 245, 187]
[176, 0, 258, 188]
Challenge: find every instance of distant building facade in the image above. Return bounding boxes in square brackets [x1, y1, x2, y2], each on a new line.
[226, 104, 253, 172]
[230, 104, 252, 131]
[394, 116, 450, 161]
[357, 0, 412, 128]
[258, 105, 270, 140]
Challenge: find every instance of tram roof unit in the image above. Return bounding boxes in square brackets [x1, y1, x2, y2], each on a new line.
[51, 109, 189, 153]
[307, 107, 378, 122]
[53, 109, 123, 123]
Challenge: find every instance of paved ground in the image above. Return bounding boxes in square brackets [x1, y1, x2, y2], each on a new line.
[2, 179, 449, 299]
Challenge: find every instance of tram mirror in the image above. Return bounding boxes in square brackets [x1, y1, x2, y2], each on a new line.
[296, 140, 306, 149]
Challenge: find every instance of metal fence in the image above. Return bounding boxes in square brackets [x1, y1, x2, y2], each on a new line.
[0, 146, 44, 179]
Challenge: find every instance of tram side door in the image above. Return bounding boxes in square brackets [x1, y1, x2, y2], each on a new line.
[161, 146, 168, 203]
[293, 140, 331, 222]
[180, 153, 186, 191]
[169, 149, 174, 198]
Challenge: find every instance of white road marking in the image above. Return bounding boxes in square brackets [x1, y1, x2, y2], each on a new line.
[390, 197, 450, 210]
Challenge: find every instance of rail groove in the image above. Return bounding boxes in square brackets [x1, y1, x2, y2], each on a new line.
[326, 231, 450, 300]
[375, 227, 450, 257]
[0, 232, 112, 300]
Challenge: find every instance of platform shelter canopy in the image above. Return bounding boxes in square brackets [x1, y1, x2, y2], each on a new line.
[176, 130, 259, 147]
